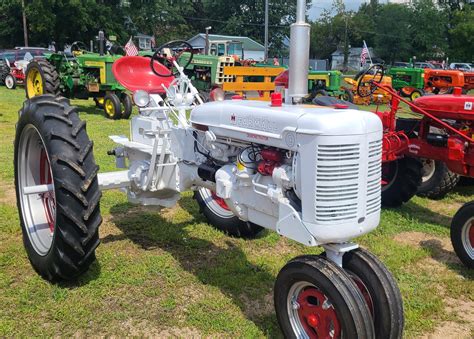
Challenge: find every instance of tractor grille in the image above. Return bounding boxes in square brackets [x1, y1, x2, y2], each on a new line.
[366, 140, 382, 216]
[315, 143, 360, 223]
[217, 57, 235, 84]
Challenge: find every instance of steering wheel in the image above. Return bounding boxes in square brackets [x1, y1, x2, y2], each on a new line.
[70, 41, 88, 54]
[151, 40, 194, 77]
[356, 64, 385, 97]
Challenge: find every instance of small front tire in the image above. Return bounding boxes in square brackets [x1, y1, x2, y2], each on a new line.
[103, 93, 122, 120]
[274, 255, 375, 338]
[120, 93, 133, 119]
[4, 74, 16, 89]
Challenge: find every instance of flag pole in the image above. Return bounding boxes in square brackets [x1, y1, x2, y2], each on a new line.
[364, 40, 373, 66]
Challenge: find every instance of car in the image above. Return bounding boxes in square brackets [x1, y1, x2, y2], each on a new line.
[449, 63, 472, 71]
[0, 48, 49, 64]
[414, 62, 436, 69]
[393, 61, 410, 68]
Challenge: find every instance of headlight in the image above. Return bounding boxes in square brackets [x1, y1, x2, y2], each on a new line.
[133, 90, 150, 108]
[209, 87, 225, 102]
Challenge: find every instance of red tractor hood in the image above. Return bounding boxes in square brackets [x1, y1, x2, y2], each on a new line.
[413, 94, 474, 120]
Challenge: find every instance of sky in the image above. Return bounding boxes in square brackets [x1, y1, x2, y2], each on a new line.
[308, 0, 390, 20]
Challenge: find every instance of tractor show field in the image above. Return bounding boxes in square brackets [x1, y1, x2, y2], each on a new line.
[0, 87, 473, 337]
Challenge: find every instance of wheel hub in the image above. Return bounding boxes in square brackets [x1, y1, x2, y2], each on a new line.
[18, 125, 56, 256]
[211, 192, 230, 211]
[289, 282, 341, 338]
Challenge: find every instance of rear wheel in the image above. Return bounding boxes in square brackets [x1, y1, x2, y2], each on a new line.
[450, 202, 474, 268]
[15, 95, 102, 282]
[313, 89, 328, 97]
[417, 159, 459, 200]
[103, 93, 122, 120]
[94, 97, 104, 109]
[342, 248, 404, 339]
[274, 255, 374, 338]
[0, 59, 10, 84]
[25, 60, 60, 98]
[382, 157, 422, 207]
[5, 74, 16, 89]
[194, 187, 263, 238]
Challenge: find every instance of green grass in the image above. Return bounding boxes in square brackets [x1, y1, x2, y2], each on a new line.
[0, 87, 473, 337]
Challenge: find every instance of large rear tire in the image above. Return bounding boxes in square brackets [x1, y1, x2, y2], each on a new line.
[450, 202, 474, 268]
[382, 157, 422, 207]
[0, 59, 9, 85]
[14, 95, 102, 282]
[25, 59, 60, 98]
[274, 255, 375, 338]
[417, 159, 459, 200]
[342, 248, 404, 339]
[194, 187, 263, 238]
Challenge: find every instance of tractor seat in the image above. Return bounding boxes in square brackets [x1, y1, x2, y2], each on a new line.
[412, 93, 474, 120]
[112, 56, 175, 94]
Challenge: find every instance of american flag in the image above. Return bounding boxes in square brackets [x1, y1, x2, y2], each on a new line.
[150, 35, 156, 49]
[125, 37, 139, 56]
[360, 41, 369, 66]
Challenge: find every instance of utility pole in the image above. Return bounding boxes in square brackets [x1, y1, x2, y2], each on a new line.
[22, 0, 28, 47]
[343, 15, 348, 70]
[264, 0, 269, 61]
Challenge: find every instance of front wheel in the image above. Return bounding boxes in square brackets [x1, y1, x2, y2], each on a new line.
[15, 95, 102, 282]
[4, 74, 16, 89]
[340, 88, 354, 103]
[382, 157, 422, 207]
[342, 248, 404, 339]
[194, 187, 263, 238]
[450, 202, 474, 268]
[120, 93, 133, 119]
[410, 89, 424, 101]
[103, 93, 122, 120]
[274, 255, 375, 338]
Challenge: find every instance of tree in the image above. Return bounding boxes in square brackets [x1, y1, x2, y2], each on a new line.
[373, 4, 413, 63]
[448, 5, 474, 61]
[410, 0, 448, 60]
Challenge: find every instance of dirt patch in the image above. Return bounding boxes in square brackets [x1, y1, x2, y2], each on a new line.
[0, 183, 16, 206]
[240, 292, 274, 319]
[444, 297, 474, 324]
[393, 231, 460, 265]
[420, 321, 472, 339]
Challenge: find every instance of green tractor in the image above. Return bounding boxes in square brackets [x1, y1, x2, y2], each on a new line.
[25, 44, 132, 119]
[387, 67, 425, 101]
[308, 70, 353, 102]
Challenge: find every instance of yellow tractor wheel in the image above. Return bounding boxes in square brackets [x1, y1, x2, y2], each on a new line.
[103, 93, 122, 120]
[410, 90, 424, 101]
[25, 60, 59, 99]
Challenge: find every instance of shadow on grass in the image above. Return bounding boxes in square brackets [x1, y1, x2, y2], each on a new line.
[419, 239, 473, 279]
[58, 260, 102, 288]
[74, 103, 106, 117]
[398, 200, 452, 228]
[104, 195, 280, 336]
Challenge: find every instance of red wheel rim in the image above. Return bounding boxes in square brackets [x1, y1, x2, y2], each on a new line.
[296, 287, 341, 338]
[211, 192, 230, 211]
[350, 274, 374, 317]
[39, 148, 55, 233]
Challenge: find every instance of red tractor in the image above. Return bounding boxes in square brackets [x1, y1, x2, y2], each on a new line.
[463, 71, 474, 92]
[358, 64, 474, 268]
[0, 59, 27, 89]
[424, 68, 466, 94]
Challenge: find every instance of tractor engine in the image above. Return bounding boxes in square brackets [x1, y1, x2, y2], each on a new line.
[187, 100, 383, 244]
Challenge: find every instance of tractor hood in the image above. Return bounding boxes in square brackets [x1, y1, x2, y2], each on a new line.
[190, 100, 381, 150]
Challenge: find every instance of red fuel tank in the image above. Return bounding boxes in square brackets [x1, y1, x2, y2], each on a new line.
[412, 93, 474, 120]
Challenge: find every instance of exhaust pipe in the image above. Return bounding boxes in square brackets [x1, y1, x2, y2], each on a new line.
[288, 0, 310, 104]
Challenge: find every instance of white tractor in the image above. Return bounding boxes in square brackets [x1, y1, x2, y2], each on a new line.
[13, 1, 404, 337]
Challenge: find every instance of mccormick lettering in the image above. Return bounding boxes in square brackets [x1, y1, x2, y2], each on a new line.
[230, 114, 278, 133]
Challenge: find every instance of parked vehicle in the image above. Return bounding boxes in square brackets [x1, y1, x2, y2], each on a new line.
[414, 62, 435, 69]
[449, 63, 472, 72]
[358, 64, 474, 268]
[12, 3, 404, 337]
